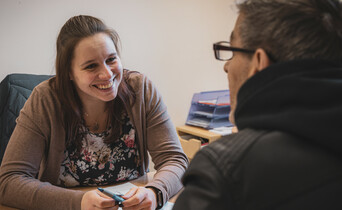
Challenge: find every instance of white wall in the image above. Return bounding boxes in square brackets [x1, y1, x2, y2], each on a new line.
[0, 0, 238, 126]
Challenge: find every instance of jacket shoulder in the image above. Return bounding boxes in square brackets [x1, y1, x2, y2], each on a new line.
[17, 78, 61, 133]
[199, 128, 267, 177]
[124, 70, 145, 89]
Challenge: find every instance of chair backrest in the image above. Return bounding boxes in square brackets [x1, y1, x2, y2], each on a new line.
[0, 73, 53, 165]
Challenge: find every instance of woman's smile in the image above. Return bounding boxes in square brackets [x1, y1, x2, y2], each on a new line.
[93, 79, 114, 90]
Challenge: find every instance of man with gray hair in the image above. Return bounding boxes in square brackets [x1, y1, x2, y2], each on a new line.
[173, 0, 342, 209]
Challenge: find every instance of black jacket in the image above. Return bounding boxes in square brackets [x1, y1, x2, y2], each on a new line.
[173, 60, 342, 210]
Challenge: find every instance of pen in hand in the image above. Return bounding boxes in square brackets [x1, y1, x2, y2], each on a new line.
[97, 187, 125, 206]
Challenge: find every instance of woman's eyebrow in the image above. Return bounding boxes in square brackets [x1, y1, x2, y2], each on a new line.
[80, 59, 96, 67]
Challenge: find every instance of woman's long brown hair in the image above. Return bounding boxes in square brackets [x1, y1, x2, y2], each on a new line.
[49, 15, 135, 150]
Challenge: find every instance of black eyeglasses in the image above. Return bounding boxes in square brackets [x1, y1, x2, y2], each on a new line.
[213, 41, 255, 61]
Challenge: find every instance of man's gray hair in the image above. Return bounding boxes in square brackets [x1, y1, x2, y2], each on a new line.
[236, 0, 342, 62]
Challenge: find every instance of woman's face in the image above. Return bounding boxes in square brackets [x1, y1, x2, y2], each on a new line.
[70, 32, 123, 105]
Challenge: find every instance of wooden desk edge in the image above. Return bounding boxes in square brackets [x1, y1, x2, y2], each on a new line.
[177, 125, 222, 139]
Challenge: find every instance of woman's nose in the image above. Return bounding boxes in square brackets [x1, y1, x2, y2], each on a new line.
[99, 64, 113, 79]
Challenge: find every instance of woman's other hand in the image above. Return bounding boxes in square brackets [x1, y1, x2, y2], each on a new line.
[232, 126, 238, 133]
[81, 190, 118, 210]
[121, 187, 157, 210]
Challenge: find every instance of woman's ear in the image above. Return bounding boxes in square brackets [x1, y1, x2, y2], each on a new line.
[248, 48, 272, 77]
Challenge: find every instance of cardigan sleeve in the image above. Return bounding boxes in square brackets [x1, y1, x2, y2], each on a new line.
[134, 73, 189, 203]
[0, 81, 84, 210]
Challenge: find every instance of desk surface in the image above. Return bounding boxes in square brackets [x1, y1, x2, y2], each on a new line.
[0, 172, 179, 210]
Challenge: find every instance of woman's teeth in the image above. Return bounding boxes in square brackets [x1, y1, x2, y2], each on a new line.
[96, 80, 114, 90]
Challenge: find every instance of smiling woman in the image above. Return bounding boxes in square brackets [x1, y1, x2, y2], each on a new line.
[71, 33, 123, 110]
[0, 15, 188, 210]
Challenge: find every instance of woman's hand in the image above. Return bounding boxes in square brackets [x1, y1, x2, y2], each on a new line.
[81, 190, 118, 210]
[232, 126, 238, 133]
[121, 187, 157, 210]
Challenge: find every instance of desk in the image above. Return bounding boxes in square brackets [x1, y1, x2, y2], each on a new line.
[177, 125, 222, 160]
[0, 172, 179, 210]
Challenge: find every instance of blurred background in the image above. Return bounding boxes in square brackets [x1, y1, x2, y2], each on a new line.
[0, 0, 237, 126]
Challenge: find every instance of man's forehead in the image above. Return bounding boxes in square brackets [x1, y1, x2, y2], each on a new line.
[231, 13, 244, 43]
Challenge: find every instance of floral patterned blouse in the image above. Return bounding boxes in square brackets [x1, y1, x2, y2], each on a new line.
[59, 113, 141, 187]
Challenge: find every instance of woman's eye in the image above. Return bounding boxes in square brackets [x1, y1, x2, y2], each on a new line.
[107, 57, 116, 63]
[85, 63, 97, 70]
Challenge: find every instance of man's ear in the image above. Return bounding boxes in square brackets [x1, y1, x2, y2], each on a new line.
[248, 48, 272, 77]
